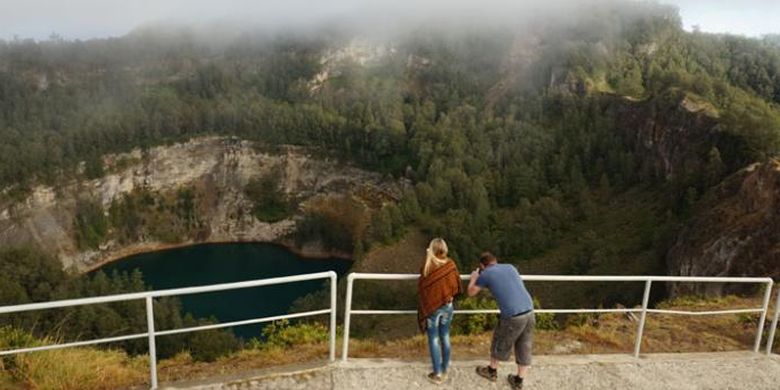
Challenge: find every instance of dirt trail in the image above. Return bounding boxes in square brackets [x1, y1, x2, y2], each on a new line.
[169, 352, 780, 389]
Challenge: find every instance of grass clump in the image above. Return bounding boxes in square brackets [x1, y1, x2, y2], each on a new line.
[0, 326, 146, 390]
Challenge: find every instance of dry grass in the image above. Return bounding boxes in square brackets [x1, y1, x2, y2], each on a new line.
[1, 347, 147, 390]
[157, 344, 330, 384]
[0, 344, 334, 389]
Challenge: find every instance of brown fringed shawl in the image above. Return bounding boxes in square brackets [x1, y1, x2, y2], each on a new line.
[417, 259, 463, 331]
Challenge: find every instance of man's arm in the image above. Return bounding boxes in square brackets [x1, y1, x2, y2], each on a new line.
[467, 269, 482, 297]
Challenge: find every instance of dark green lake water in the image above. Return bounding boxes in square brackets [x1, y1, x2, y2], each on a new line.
[97, 243, 350, 339]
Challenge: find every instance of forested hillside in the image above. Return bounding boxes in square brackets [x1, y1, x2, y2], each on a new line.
[1, 0, 778, 273]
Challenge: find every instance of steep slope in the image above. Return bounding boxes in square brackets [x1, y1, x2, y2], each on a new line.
[668, 159, 780, 294]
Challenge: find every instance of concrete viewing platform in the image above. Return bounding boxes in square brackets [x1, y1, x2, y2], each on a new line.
[169, 351, 780, 389]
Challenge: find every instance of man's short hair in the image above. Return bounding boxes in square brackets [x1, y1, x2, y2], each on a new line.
[479, 252, 497, 265]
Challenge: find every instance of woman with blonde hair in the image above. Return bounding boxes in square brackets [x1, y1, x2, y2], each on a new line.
[417, 238, 463, 384]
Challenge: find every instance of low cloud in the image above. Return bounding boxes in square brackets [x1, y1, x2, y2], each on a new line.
[1, 0, 649, 40]
[1, 0, 777, 41]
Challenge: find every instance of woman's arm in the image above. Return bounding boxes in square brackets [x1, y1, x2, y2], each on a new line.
[451, 261, 465, 296]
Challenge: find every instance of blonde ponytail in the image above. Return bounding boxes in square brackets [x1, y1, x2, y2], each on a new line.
[422, 238, 449, 277]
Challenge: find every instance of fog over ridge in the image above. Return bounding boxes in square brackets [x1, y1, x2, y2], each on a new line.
[1, 0, 778, 41]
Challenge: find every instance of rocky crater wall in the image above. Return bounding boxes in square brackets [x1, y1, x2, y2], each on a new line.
[0, 137, 400, 272]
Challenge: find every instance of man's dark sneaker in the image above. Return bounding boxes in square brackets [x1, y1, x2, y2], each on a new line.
[427, 372, 443, 385]
[475, 366, 497, 382]
[507, 374, 524, 390]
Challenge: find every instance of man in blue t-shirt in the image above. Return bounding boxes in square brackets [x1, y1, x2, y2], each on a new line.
[468, 252, 535, 390]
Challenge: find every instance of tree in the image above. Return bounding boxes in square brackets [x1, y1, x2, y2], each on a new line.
[704, 147, 725, 187]
[74, 199, 108, 250]
[189, 324, 240, 362]
[371, 207, 393, 244]
[398, 189, 422, 223]
[244, 171, 291, 223]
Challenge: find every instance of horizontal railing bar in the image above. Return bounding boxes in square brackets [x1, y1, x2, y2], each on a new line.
[535, 309, 640, 314]
[0, 271, 336, 315]
[455, 309, 498, 314]
[351, 308, 761, 316]
[0, 332, 149, 356]
[151, 272, 335, 298]
[350, 308, 645, 315]
[349, 273, 773, 284]
[351, 310, 416, 315]
[647, 308, 764, 316]
[155, 309, 332, 337]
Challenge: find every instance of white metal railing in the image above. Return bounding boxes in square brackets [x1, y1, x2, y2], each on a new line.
[767, 287, 780, 355]
[0, 271, 338, 390]
[341, 273, 774, 361]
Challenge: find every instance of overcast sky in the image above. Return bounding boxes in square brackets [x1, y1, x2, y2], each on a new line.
[0, 0, 777, 41]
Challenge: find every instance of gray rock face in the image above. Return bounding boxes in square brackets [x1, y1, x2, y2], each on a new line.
[613, 95, 722, 181]
[0, 137, 400, 272]
[667, 160, 780, 295]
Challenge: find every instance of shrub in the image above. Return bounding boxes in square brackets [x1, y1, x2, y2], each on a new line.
[0, 326, 39, 370]
[188, 328, 240, 362]
[533, 298, 558, 331]
[737, 313, 758, 326]
[260, 320, 329, 348]
[451, 297, 558, 334]
[452, 297, 498, 335]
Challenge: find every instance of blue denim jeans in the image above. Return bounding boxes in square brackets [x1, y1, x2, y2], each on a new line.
[426, 302, 454, 375]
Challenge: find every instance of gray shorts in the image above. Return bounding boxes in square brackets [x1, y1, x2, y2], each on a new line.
[491, 311, 535, 366]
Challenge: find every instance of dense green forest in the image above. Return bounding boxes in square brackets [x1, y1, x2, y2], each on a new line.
[1, 0, 780, 354]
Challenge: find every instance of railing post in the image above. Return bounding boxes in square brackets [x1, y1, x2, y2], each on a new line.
[754, 281, 773, 353]
[329, 272, 337, 362]
[634, 279, 652, 358]
[145, 296, 158, 390]
[765, 286, 779, 355]
[341, 273, 355, 362]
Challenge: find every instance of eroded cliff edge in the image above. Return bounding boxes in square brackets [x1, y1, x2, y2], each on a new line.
[0, 137, 401, 272]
